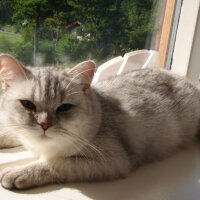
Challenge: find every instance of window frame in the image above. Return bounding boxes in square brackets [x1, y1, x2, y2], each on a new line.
[156, 0, 177, 68]
[170, 0, 200, 80]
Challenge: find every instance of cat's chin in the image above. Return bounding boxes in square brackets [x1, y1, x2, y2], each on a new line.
[39, 134, 51, 139]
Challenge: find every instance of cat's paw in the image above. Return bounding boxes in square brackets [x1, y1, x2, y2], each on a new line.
[0, 162, 53, 189]
[0, 166, 34, 189]
[0, 135, 21, 149]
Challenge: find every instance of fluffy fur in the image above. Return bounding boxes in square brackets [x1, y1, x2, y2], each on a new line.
[0, 54, 200, 189]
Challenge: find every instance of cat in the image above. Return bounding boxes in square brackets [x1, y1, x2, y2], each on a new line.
[0, 54, 200, 190]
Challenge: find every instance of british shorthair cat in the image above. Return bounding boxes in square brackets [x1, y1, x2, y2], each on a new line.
[0, 54, 200, 189]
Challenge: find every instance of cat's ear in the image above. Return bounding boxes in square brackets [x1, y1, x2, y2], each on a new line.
[0, 54, 30, 90]
[67, 60, 95, 91]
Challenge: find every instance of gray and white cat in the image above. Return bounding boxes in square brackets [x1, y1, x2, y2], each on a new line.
[0, 54, 200, 189]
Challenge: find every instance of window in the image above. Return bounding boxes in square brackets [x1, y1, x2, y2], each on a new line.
[0, 0, 166, 68]
[170, 0, 200, 82]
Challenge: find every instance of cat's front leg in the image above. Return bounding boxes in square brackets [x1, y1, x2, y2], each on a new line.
[0, 132, 21, 148]
[0, 154, 131, 189]
[0, 160, 54, 189]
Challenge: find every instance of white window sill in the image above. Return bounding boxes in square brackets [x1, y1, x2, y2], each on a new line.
[1, 144, 200, 200]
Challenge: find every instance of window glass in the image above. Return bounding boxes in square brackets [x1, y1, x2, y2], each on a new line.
[0, 0, 165, 67]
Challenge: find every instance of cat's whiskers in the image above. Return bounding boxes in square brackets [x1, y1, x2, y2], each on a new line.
[53, 129, 92, 162]
[72, 139, 106, 163]
[66, 69, 93, 90]
[62, 84, 83, 100]
[70, 141, 89, 161]
[3, 122, 35, 129]
[1, 122, 39, 136]
[64, 84, 78, 94]
[63, 135, 100, 163]
[0, 129, 31, 136]
[58, 128, 107, 163]
[66, 91, 84, 98]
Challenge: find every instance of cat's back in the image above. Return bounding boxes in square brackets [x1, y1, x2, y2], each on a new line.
[93, 68, 200, 164]
[93, 67, 200, 123]
[93, 68, 200, 108]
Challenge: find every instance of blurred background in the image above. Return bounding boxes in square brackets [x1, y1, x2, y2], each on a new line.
[0, 0, 164, 67]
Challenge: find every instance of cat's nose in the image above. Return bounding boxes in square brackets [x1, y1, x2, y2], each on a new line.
[40, 122, 52, 131]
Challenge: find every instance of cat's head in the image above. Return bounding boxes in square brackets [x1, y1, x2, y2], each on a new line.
[0, 54, 101, 158]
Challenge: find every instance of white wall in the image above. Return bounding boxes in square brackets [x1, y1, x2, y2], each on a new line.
[171, 0, 200, 80]
[187, 11, 200, 81]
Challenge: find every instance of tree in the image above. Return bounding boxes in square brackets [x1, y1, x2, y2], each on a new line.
[8, 0, 156, 64]
[10, 0, 75, 65]
[10, 0, 49, 65]
[0, 0, 13, 25]
[121, 0, 155, 51]
[67, 0, 155, 59]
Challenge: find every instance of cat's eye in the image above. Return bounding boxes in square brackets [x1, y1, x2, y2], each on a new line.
[56, 103, 74, 113]
[20, 100, 36, 111]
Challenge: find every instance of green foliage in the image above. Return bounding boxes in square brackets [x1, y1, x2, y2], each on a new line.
[120, 0, 155, 51]
[10, 0, 74, 26]
[0, 32, 33, 66]
[38, 40, 55, 64]
[41, 12, 69, 41]
[1, 0, 157, 66]
[0, 0, 13, 25]
[1, 24, 17, 33]
[14, 42, 33, 65]
[67, 0, 155, 58]
[11, 0, 49, 24]
[0, 32, 22, 54]
[56, 34, 94, 63]
[20, 24, 34, 42]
